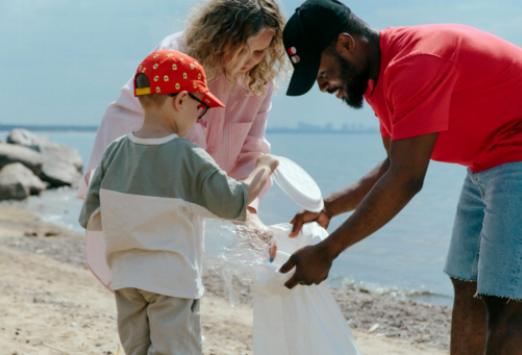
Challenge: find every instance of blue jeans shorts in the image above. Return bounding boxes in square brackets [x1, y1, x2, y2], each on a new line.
[444, 161, 522, 300]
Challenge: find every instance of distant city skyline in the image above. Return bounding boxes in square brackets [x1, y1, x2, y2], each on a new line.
[0, 120, 379, 134]
[2, 0, 521, 128]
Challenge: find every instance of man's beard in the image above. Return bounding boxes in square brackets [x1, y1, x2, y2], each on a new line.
[335, 53, 370, 109]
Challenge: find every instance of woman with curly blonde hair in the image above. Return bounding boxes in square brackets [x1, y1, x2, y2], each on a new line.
[83, 0, 286, 218]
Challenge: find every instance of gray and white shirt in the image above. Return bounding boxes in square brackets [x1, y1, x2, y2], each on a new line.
[79, 133, 248, 298]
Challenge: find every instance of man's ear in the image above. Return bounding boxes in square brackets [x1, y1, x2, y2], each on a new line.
[335, 33, 355, 58]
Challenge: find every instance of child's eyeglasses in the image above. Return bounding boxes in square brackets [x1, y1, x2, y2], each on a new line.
[169, 93, 210, 120]
[188, 93, 210, 120]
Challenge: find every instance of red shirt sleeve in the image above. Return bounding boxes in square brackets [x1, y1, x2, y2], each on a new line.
[385, 54, 458, 140]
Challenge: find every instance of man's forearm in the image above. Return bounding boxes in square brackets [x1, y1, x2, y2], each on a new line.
[321, 168, 423, 260]
[324, 158, 390, 217]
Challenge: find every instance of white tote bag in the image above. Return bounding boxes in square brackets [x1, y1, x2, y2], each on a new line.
[253, 223, 360, 355]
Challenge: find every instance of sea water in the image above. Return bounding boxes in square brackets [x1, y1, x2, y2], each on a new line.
[2, 130, 465, 305]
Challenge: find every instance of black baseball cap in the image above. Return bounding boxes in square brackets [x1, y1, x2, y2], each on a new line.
[284, 0, 352, 96]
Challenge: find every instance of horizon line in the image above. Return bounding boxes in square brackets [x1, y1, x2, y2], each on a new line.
[0, 123, 378, 134]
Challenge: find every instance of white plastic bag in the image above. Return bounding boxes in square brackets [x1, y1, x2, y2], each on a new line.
[253, 223, 360, 355]
[85, 209, 112, 290]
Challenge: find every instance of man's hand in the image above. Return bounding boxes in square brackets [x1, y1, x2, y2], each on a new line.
[289, 208, 331, 237]
[279, 243, 333, 289]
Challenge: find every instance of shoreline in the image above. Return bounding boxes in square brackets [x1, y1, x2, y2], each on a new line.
[0, 205, 451, 353]
[6, 187, 455, 307]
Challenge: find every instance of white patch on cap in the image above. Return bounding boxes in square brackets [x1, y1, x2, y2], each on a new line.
[163, 75, 169, 82]
[155, 86, 161, 93]
[172, 63, 178, 71]
[153, 63, 159, 70]
[153, 75, 159, 82]
[175, 83, 181, 90]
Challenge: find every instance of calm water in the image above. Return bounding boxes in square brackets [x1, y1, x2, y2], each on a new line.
[5, 130, 466, 304]
[264, 133, 465, 305]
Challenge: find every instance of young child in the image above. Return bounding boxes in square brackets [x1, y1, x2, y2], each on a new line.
[79, 49, 277, 355]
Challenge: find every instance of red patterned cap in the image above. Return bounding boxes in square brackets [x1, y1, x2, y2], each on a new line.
[133, 49, 224, 108]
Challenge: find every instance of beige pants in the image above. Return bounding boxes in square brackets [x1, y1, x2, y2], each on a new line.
[115, 288, 202, 355]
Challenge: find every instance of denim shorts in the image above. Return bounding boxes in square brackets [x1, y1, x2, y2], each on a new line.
[444, 161, 522, 300]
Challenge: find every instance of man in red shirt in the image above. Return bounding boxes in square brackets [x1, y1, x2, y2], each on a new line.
[280, 0, 522, 354]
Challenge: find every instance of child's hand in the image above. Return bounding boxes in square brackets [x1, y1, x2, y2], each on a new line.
[256, 154, 279, 173]
[245, 154, 278, 205]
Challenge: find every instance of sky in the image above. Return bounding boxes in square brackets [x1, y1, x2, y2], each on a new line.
[1, 0, 521, 128]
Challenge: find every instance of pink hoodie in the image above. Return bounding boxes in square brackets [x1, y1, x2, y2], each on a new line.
[81, 32, 272, 208]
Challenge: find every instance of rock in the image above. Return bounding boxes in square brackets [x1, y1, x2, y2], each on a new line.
[7, 129, 83, 173]
[6, 129, 50, 151]
[368, 323, 380, 333]
[0, 143, 43, 175]
[41, 144, 83, 173]
[0, 163, 47, 200]
[40, 159, 82, 188]
[6, 129, 84, 187]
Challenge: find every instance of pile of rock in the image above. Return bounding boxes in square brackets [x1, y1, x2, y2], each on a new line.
[0, 129, 83, 200]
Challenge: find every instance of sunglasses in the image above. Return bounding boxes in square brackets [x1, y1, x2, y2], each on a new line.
[169, 93, 210, 120]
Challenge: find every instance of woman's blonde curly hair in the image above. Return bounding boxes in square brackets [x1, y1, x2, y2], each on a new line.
[184, 0, 286, 95]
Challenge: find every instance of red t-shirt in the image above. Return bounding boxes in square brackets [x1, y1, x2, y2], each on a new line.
[365, 24, 522, 172]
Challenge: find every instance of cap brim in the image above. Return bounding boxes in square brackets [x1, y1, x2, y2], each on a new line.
[286, 54, 320, 96]
[201, 91, 225, 108]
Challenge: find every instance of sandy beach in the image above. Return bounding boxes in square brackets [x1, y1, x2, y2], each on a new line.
[0, 205, 450, 354]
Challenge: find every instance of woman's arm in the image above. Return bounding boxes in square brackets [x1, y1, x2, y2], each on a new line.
[229, 84, 273, 179]
[228, 84, 273, 211]
[78, 78, 144, 198]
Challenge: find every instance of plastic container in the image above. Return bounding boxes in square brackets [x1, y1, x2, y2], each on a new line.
[272, 155, 324, 212]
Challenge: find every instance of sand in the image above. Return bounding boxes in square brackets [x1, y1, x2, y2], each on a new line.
[0, 206, 449, 354]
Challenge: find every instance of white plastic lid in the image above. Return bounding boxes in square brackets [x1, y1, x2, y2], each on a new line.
[272, 155, 324, 212]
